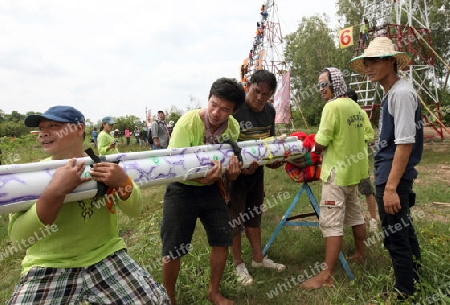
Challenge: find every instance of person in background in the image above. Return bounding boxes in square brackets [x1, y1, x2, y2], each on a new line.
[261, 22, 266, 38]
[228, 70, 285, 287]
[7, 105, 169, 304]
[151, 111, 170, 150]
[300, 67, 367, 289]
[346, 88, 379, 233]
[362, 18, 369, 48]
[98, 116, 118, 156]
[115, 129, 123, 143]
[142, 126, 148, 147]
[160, 77, 245, 305]
[260, 4, 268, 20]
[125, 126, 131, 146]
[134, 127, 140, 144]
[167, 121, 174, 137]
[91, 127, 98, 149]
[256, 27, 262, 45]
[349, 36, 423, 299]
[147, 127, 154, 147]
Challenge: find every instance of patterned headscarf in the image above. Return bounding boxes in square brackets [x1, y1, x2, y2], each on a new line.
[324, 67, 347, 101]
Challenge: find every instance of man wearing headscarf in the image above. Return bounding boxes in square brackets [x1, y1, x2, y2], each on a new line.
[300, 67, 368, 289]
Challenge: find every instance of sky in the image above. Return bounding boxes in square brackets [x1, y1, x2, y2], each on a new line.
[0, 0, 338, 124]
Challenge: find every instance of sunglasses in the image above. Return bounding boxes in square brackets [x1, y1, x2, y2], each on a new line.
[318, 81, 329, 89]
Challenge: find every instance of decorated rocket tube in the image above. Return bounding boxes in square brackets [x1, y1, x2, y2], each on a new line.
[0, 136, 306, 214]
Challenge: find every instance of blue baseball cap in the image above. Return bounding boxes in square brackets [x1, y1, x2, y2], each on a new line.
[102, 116, 115, 125]
[24, 106, 85, 127]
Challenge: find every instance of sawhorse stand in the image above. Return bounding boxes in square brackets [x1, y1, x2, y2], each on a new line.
[262, 183, 354, 280]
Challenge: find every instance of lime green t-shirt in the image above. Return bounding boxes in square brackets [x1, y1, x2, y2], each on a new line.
[8, 182, 142, 275]
[362, 110, 375, 143]
[168, 109, 240, 186]
[362, 23, 368, 34]
[98, 131, 119, 155]
[315, 98, 369, 186]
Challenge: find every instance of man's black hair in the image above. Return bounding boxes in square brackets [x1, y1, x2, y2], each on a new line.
[248, 70, 277, 92]
[346, 88, 358, 102]
[208, 78, 246, 111]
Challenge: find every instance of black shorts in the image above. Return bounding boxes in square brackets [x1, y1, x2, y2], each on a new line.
[358, 177, 374, 196]
[160, 182, 232, 259]
[228, 167, 265, 235]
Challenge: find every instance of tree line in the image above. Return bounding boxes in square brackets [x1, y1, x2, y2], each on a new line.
[0, 107, 185, 139]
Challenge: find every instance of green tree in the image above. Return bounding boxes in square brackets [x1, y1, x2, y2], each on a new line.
[336, 0, 364, 28]
[7, 111, 25, 123]
[165, 105, 184, 126]
[0, 110, 31, 137]
[114, 115, 141, 133]
[284, 14, 340, 125]
[426, 0, 450, 86]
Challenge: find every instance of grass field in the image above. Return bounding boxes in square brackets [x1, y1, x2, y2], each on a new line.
[0, 133, 449, 304]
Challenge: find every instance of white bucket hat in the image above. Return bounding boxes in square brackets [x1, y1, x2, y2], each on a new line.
[348, 37, 411, 74]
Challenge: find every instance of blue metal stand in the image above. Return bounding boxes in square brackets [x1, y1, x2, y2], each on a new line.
[262, 183, 354, 280]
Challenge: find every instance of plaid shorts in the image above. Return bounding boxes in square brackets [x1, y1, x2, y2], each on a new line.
[8, 249, 170, 305]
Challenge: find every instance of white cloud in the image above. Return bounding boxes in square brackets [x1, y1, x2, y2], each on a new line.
[0, 0, 337, 123]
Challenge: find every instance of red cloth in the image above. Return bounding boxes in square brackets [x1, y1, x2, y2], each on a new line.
[290, 131, 307, 141]
[289, 131, 316, 152]
[286, 131, 321, 183]
[302, 134, 316, 151]
[285, 163, 321, 183]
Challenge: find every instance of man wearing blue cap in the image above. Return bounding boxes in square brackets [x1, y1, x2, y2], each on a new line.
[8, 106, 170, 304]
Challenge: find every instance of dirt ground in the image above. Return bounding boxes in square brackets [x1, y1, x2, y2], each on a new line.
[423, 126, 449, 140]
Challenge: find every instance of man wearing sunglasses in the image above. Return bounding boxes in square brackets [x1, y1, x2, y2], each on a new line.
[300, 67, 369, 289]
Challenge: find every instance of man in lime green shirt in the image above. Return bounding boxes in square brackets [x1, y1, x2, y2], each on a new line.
[300, 68, 367, 290]
[8, 106, 169, 304]
[161, 78, 245, 305]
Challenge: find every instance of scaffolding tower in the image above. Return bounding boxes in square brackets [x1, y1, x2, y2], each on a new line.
[241, 0, 287, 84]
[259, 0, 287, 78]
[349, 0, 444, 139]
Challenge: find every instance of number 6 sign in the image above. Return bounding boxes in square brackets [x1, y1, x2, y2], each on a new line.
[338, 26, 354, 49]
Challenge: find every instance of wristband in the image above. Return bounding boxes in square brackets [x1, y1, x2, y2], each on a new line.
[119, 176, 134, 198]
[105, 187, 116, 214]
[105, 176, 133, 214]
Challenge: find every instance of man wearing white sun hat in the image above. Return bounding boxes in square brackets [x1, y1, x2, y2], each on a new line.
[349, 37, 424, 298]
